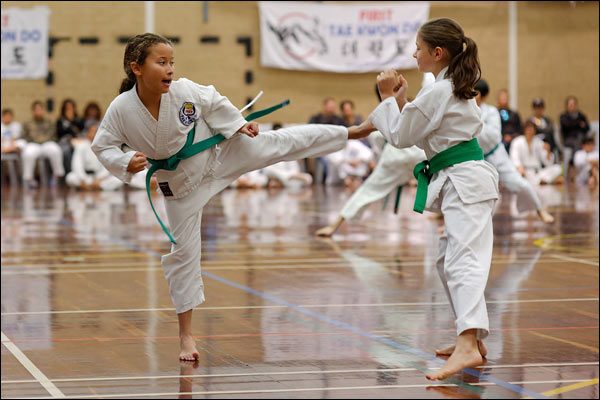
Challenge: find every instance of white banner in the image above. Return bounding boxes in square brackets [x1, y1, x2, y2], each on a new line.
[1, 6, 50, 80]
[259, 2, 429, 73]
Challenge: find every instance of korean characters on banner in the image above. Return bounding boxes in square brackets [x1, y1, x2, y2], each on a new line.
[259, 2, 430, 73]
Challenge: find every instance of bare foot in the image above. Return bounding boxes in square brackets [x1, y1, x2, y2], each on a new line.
[435, 340, 487, 358]
[315, 225, 336, 237]
[537, 209, 554, 224]
[426, 347, 483, 381]
[179, 335, 199, 361]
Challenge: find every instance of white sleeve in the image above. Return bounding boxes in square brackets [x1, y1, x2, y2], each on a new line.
[91, 109, 136, 183]
[483, 106, 502, 145]
[368, 97, 436, 149]
[195, 83, 247, 139]
[573, 150, 587, 168]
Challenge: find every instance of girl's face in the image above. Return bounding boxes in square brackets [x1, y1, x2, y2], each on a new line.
[133, 43, 175, 95]
[413, 35, 436, 73]
[64, 102, 75, 119]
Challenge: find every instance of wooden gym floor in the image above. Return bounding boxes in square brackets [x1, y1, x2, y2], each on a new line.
[1, 181, 598, 399]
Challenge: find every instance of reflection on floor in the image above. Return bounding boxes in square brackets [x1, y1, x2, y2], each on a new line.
[1, 182, 598, 399]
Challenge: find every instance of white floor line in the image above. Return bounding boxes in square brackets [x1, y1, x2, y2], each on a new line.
[549, 254, 599, 266]
[2, 363, 597, 384]
[2, 298, 597, 316]
[1, 331, 65, 398]
[4, 378, 594, 399]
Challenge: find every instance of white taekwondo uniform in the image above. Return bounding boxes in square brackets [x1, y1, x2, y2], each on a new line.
[573, 148, 599, 185]
[369, 67, 499, 339]
[509, 135, 562, 185]
[66, 139, 124, 190]
[92, 78, 348, 313]
[478, 102, 543, 213]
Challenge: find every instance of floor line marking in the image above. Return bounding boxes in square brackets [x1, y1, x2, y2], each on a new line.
[536, 378, 599, 397]
[0, 331, 65, 398]
[3, 379, 590, 399]
[2, 362, 598, 384]
[39, 214, 549, 399]
[548, 253, 599, 266]
[2, 298, 598, 316]
[528, 331, 599, 353]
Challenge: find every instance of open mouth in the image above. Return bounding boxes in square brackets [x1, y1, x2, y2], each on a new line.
[162, 79, 172, 86]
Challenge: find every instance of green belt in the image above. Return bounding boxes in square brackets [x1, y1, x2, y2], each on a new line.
[145, 99, 290, 244]
[484, 143, 500, 158]
[412, 138, 483, 213]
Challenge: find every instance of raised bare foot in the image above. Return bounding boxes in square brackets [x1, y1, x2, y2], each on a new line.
[179, 334, 199, 361]
[537, 209, 554, 224]
[315, 225, 336, 237]
[435, 340, 487, 358]
[426, 347, 483, 381]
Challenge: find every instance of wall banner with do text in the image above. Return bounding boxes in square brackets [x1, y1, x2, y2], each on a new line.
[259, 2, 429, 73]
[1, 6, 50, 80]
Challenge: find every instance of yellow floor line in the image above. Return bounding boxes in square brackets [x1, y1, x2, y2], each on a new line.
[528, 331, 599, 353]
[535, 378, 599, 397]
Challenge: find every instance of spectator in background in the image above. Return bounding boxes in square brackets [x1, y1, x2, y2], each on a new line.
[56, 99, 85, 175]
[1, 109, 25, 154]
[65, 124, 124, 191]
[307, 97, 346, 180]
[573, 137, 599, 189]
[510, 120, 563, 185]
[308, 97, 346, 125]
[340, 100, 363, 127]
[82, 101, 102, 135]
[560, 95, 590, 175]
[527, 98, 556, 153]
[22, 100, 64, 188]
[497, 89, 522, 152]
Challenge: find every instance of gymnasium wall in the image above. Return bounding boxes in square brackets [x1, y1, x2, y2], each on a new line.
[1, 1, 598, 128]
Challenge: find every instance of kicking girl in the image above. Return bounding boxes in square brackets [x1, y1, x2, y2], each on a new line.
[92, 33, 369, 360]
[352, 18, 499, 380]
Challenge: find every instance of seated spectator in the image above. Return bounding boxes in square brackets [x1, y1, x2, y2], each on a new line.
[340, 100, 364, 127]
[573, 137, 599, 189]
[82, 101, 102, 136]
[497, 89, 522, 152]
[341, 139, 373, 188]
[229, 169, 268, 189]
[510, 121, 563, 185]
[307, 98, 346, 180]
[1, 108, 25, 154]
[527, 98, 556, 153]
[263, 161, 312, 189]
[22, 101, 64, 188]
[66, 124, 126, 191]
[560, 95, 590, 172]
[56, 98, 85, 175]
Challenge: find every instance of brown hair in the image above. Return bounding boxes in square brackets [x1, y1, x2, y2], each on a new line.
[119, 33, 172, 94]
[418, 18, 481, 100]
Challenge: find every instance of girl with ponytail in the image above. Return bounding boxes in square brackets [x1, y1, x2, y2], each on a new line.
[92, 32, 370, 362]
[352, 18, 499, 380]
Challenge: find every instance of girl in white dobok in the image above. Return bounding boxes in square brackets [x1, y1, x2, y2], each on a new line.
[92, 33, 370, 361]
[351, 18, 499, 380]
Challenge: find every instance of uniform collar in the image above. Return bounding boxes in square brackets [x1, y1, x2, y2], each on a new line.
[435, 66, 449, 82]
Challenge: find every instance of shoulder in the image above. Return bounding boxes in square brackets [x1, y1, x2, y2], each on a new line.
[512, 135, 526, 146]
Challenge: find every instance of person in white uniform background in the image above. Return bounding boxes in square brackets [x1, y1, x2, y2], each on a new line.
[315, 82, 428, 238]
[573, 137, 599, 188]
[92, 33, 371, 361]
[509, 120, 564, 185]
[350, 18, 499, 380]
[474, 79, 554, 224]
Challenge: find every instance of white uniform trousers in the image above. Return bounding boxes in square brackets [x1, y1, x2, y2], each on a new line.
[22, 141, 64, 181]
[161, 124, 348, 313]
[340, 144, 424, 220]
[486, 144, 542, 213]
[65, 172, 124, 191]
[525, 165, 563, 186]
[436, 179, 495, 339]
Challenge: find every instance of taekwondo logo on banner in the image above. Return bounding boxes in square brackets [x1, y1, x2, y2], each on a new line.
[258, 2, 429, 73]
[1, 6, 50, 80]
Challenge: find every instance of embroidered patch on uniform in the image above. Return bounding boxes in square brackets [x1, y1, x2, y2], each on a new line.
[179, 102, 197, 126]
[159, 182, 174, 197]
